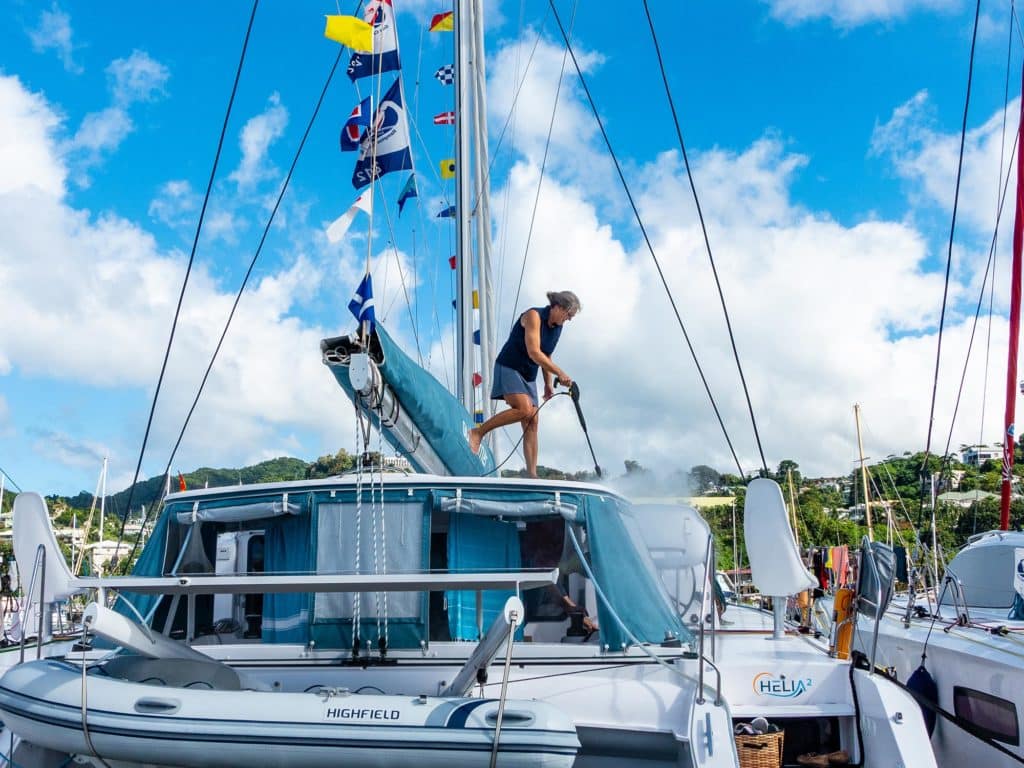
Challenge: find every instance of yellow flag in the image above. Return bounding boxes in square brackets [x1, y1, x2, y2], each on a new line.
[324, 15, 373, 53]
[472, 290, 479, 309]
[440, 158, 455, 179]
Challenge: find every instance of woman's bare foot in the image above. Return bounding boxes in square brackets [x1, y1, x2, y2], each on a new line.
[468, 427, 482, 455]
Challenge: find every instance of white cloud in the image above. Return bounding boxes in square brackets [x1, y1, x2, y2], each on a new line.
[475, 32, 1011, 480]
[148, 179, 198, 227]
[230, 93, 289, 189]
[764, 0, 958, 28]
[0, 76, 350, 483]
[0, 75, 65, 197]
[487, 33, 604, 190]
[870, 90, 1017, 236]
[70, 106, 132, 155]
[64, 51, 169, 177]
[27, 3, 80, 73]
[107, 50, 169, 106]
[29, 429, 108, 470]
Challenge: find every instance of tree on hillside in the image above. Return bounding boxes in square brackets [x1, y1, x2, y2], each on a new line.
[776, 459, 801, 487]
[307, 450, 355, 479]
[623, 459, 648, 476]
[687, 465, 722, 494]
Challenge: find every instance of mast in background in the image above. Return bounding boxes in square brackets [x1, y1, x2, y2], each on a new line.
[1000, 68, 1024, 531]
[854, 403, 874, 541]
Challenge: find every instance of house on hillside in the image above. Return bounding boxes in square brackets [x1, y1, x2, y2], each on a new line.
[937, 489, 999, 508]
[961, 445, 1001, 467]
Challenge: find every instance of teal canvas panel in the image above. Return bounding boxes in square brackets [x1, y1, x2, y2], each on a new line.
[325, 324, 495, 476]
[113, 508, 171, 623]
[583, 495, 690, 650]
[446, 513, 522, 641]
[262, 511, 313, 643]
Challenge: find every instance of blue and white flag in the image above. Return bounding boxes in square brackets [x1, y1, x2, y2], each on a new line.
[347, 0, 401, 81]
[348, 272, 376, 329]
[397, 174, 418, 215]
[352, 79, 413, 189]
[340, 96, 372, 152]
[434, 64, 454, 85]
[437, 205, 456, 218]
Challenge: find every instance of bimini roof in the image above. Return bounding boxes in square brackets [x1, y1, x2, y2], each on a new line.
[164, 474, 627, 505]
[945, 530, 1024, 609]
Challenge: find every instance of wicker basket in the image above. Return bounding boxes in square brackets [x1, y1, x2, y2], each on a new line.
[735, 730, 784, 768]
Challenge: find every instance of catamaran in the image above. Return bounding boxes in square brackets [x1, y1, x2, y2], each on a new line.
[0, 2, 938, 766]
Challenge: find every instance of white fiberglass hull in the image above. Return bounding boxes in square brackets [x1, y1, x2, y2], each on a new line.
[859, 601, 1024, 768]
[0, 659, 579, 768]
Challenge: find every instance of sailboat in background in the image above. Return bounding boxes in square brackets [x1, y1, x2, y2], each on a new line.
[0, 3, 937, 767]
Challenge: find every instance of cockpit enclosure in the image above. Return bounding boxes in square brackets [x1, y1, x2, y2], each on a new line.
[116, 480, 691, 653]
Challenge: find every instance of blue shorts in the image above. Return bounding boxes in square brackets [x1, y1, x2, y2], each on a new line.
[490, 363, 538, 406]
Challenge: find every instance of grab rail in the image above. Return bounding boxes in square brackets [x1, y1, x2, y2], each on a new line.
[19, 544, 45, 664]
[938, 571, 971, 628]
[696, 536, 721, 704]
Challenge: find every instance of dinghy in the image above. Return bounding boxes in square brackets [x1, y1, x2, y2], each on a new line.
[0, 655, 579, 768]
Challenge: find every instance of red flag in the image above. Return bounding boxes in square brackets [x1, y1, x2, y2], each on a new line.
[448, 255, 456, 269]
[433, 111, 455, 125]
[429, 11, 453, 32]
[177, 472, 186, 492]
[472, 372, 482, 386]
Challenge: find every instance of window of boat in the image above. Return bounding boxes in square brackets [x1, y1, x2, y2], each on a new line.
[628, 503, 712, 629]
[431, 489, 587, 641]
[432, 489, 690, 650]
[953, 686, 1019, 745]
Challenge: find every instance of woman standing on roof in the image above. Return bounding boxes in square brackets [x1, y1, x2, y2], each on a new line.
[468, 291, 580, 478]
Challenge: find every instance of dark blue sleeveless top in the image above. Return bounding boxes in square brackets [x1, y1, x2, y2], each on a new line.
[495, 306, 562, 381]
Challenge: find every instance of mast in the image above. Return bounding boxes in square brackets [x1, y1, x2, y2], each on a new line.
[470, 0, 495, 426]
[854, 403, 874, 541]
[453, 0, 475, 412]
[98, 456, 108, 543]
[786, 468, 801, 551]
[1001, 69, 1024, 531]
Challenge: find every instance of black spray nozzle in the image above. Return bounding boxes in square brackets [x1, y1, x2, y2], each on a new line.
[567, 381, 601, 479]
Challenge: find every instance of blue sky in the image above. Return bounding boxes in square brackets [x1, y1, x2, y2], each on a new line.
[1, 0, 1021, 499]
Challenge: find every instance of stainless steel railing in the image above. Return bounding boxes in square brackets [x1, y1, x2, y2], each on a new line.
[18, 544, 46, 664]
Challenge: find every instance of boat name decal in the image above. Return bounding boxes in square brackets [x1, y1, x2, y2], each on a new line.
[325, 707, 402, 721]
[752, 672, 812, 698]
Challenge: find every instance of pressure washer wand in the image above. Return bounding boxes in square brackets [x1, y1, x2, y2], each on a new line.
[568, 382, 602, 478]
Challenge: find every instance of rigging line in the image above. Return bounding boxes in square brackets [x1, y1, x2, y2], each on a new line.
[493, 0, 530, 326]
[0, 466, 21, 493]
[548, 0, 747, 478]
[511, 0, 577, 326]
[112, 0, 259, 569]
[981, 2, 1017, 447]
[942, 129, 1020, 459]
[642, 0, 768, 473]
[918, 0, 982, 527]
[118, 48, 347, 573]
[468, 18, 549, 221]
[377, 188, 423, 359]
[866, 472, 908, 549]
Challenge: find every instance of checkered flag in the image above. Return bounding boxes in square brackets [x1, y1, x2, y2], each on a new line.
[434, 64, 454, 85]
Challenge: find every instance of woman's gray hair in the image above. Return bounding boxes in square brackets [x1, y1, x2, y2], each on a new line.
[546, 290, 581, 314]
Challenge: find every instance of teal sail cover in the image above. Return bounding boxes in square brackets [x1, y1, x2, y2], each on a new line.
[326, 324, 496, 476]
